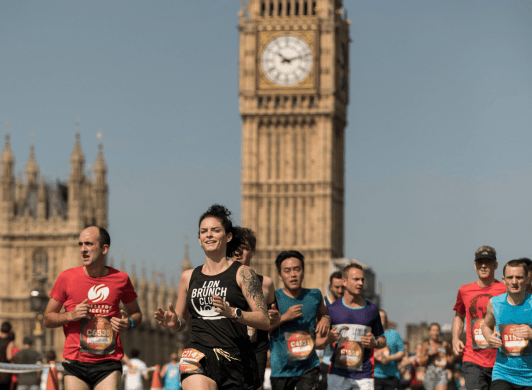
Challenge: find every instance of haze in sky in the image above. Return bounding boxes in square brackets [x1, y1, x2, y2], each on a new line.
[1, 0, 532, 336]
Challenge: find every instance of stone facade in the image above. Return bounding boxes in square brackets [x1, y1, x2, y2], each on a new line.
[238, 0, 351, 290]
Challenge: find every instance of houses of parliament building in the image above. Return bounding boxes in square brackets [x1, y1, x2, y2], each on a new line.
[0, 0, 380, 366]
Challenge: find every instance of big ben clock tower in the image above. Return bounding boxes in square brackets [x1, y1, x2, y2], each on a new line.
[238, 0, 350, 290]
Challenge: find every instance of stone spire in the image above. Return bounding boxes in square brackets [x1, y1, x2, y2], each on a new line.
[25, 144, 38, 186]
[1, 131, 14, 169]
[37, 177, 46, 219]
[181, 236, 192, 272]
[93, 135, 108, 228]
[70, 131, 85, 174]
[68, 128, 85, 228]
[94, 133, 106, 175]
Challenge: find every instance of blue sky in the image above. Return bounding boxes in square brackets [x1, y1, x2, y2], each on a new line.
[1, 0, 532, 336]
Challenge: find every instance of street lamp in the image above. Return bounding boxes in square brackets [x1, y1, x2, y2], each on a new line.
[30, 277, 48, 352]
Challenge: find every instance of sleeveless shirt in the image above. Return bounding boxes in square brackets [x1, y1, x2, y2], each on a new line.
[186, 261, 251, 351]
[0, 337, 10, 383]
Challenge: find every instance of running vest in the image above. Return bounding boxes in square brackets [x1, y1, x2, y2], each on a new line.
[163, 363, 181, 390]
[186, 261, 251, 351]
[0, 337, 10, 383]
[491, 293, 532, 386]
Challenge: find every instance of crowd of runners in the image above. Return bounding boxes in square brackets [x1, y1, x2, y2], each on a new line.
[0, 204, 528, 390]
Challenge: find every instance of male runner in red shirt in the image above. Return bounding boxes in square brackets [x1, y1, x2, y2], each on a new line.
[44, 226, 142, 390]
[452, 246, 506, 390]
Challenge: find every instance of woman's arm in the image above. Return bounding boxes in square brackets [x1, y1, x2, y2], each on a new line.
[213, 265, 269, 330]
[155, 269, 192, 332]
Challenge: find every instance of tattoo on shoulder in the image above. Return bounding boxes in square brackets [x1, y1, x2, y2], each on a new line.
[240, 267, 268, 315]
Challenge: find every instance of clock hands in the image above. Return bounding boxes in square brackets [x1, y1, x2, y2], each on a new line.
[277, 52, 306, 64]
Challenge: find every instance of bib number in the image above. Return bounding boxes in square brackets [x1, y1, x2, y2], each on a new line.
[285, 330, 315, 361]
[80, 317, 115, 355]
[334, 337, 364, 371]
[500, 323, 531, 357]
[471, 318, 490, 350]
[179, 348, 206, 374]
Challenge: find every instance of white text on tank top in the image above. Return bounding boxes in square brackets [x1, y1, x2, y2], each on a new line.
[190, 280, 230, 320]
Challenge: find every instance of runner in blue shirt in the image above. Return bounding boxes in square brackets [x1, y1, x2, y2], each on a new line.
[482, 259, 532, 390]
[160, 353, 181, 390]
[327, 263, 386, 390]
[269, 250, 331, 390]
[374, 310, 405, 390]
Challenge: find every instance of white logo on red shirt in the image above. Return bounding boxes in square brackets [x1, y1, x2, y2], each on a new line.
[88, 284, 110, 302]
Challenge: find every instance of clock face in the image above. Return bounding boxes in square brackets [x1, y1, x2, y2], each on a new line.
[261, 35, 313, 86]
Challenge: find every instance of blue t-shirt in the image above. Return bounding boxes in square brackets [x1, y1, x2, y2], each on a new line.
[328, 298, 384, 380]
[374, 329, 404, 379]
[491, 293, 532, 386]
[270, 288, 322, 377]
[163, 363, 181, 390]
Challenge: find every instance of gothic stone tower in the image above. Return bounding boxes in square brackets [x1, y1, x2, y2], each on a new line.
[238, 0, 350, 289]
[0, 131, 107, 355]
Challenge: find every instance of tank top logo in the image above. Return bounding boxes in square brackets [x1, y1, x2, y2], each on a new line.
[190, 280, 230, 320]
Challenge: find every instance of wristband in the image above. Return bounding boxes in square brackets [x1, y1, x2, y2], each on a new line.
[172, 316, 184, 332]
[128, 318, 134, 330]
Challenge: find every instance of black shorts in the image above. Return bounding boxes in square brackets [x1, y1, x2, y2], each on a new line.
[375, 377, 400, 390]
[62, 360, 122, 388]
[179, 343, 259, 390]
[491, 380, 532, 390]
[461, 361, 493, 390]
[271, 366, 320, 390]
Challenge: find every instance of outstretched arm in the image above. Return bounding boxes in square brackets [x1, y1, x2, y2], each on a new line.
[481, 299, 502, 348]
[155, 269, 191, 332]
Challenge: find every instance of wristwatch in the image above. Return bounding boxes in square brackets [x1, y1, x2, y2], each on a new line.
[233, 308, 243, 321]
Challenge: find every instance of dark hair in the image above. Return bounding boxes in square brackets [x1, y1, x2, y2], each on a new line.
[1, 322, 12, 333]
[329, 271, 343, 285]
[45, 350, 56, 362]
[503, 259, 529, 278]
[130, 348, 140, 358]
[97, 227, 111, 247]
[275, 250, 305, 273]
[236, 227, 257, 252]
[198, 204, 241, 258]
[23, 336, 34, 346]
[518, 257, 532, 271]
[342, 263, 363, 279]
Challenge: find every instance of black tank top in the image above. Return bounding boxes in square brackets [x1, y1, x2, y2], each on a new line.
[186, 261, 251, 351]
[0, 337, 11, 383]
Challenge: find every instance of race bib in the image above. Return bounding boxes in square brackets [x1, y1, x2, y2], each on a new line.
[248, 326, 256, 340]
[415, 366, 425, 383]
[374, 346, 390, 363]
[500, 323, 531, 357]
[285, 330, 315, 361]
[471, 318, 490, 350]
[179, 348, 206, 374]
[79, 317, 115, 355]
[333, 324, 370, 371]
[434, 347, 447, 368]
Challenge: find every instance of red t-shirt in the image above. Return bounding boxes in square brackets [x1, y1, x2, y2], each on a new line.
[453, 280, 506, 367]
[50, 266, 137, 363]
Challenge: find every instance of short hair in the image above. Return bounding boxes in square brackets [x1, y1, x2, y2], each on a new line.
[275, 250, 305, 273]
[130, 348, 140, 358]
[475, 245, 497, 259]
[22, 336, 34, 346]
[518, 257, 532, 271]
[170, 352, 179, 361]
[342, 263, 363, 279]
[429, 322, 440, 331]
[198, 205, 241, 258]
[235, 227, 257, 252]
[329, 271, 343, 285]
[503, 259, 529, 278]
[97, 227, 111, 247]
[1, 322, 12, 333]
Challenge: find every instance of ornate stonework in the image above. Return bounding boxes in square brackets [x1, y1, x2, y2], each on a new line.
[0, 131, 108, 355]
[238, 0, 350, 290]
